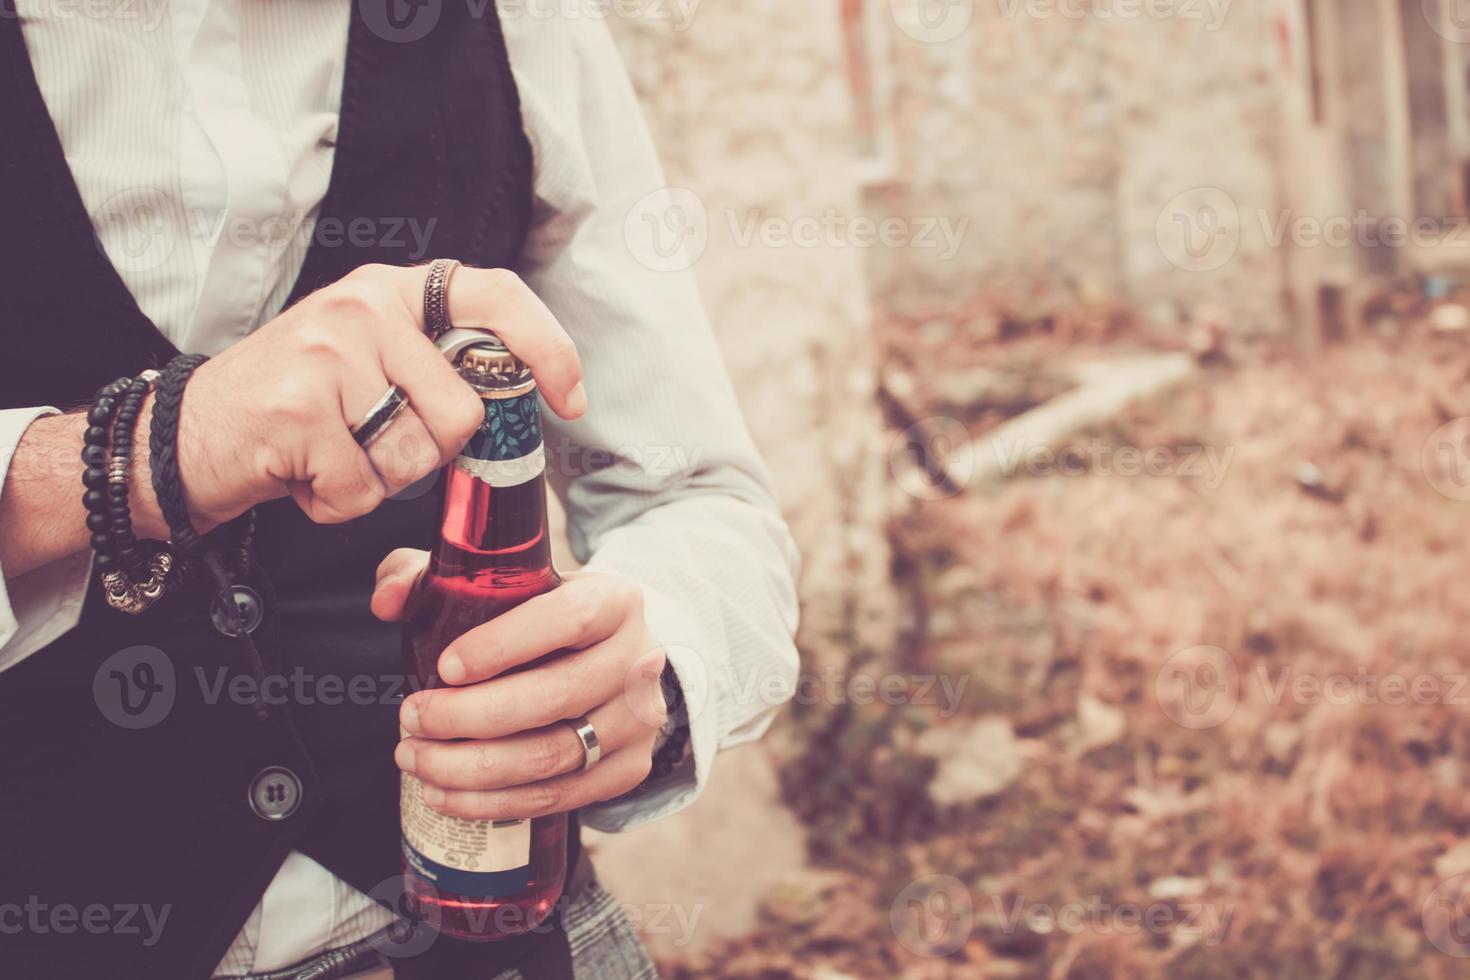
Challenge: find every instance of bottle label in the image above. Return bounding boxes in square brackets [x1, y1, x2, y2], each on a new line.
[401, 769, 532, 898]
[456, 390, 546, 488]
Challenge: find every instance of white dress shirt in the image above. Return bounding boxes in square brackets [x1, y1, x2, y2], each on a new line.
[2, 1, 801, 974]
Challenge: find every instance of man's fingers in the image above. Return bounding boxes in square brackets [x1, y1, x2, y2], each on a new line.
[289, 424, 385, 524]
[403, 643, 610, 740]
[396, 700, 646, 791]
[413, 748, 656, 822]
[444, 268, 586, 420]
[437, 573, 642, 685]
[372, 548, 430, 622]
[374, 321, 485, 462]
[364, 405, 442, 493]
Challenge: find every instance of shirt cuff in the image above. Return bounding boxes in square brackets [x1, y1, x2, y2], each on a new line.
[577, 579, 719, 833]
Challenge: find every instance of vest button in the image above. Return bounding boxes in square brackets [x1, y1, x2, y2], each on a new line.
[248, 766, 303, 822]
[211, 586, 264, 637]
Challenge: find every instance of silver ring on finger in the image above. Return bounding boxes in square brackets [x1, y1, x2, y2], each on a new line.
[352, 385, 410, 448]
[566, 715, 601, 772]
[423, 258, 462, 340]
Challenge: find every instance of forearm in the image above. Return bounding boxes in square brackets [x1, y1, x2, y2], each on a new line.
[0, 398, 168, 581]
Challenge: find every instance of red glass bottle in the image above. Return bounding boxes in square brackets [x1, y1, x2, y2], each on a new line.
[401, 340, 567, 941]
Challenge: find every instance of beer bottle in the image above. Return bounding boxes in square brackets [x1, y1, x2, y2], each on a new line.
[401, 337, 567, 940]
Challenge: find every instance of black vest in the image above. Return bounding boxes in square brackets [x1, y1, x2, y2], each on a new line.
[0, 3, 581, 977]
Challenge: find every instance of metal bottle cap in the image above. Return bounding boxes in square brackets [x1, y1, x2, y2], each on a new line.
[458, 344, 534, 395]
[434, 327, 535, 395]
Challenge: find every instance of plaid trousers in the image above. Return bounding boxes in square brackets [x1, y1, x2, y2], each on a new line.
[230, 878, 658, 980]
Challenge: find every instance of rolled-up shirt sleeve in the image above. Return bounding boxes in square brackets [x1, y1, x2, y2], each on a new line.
[0, 407, 94, 674]
[501, 7, 801, 832]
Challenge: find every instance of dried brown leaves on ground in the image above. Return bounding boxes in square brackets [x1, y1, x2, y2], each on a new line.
[666, 317, 1470, 980]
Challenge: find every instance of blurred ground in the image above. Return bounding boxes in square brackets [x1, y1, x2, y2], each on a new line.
[603, 293, 1470, 979]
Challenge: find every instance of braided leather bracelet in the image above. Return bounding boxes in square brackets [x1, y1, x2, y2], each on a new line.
[148, 353, 210, 558]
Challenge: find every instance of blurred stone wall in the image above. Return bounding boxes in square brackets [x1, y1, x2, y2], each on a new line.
[867, 0, 1295, 335]
[606, 3, 896, 659]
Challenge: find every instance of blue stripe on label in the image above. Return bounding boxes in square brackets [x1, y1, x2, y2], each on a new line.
[464, 391, 543, 463]
[403, 839, 531, 898]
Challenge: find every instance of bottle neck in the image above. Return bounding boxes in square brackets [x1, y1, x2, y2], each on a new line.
[428, 386, 556, 589]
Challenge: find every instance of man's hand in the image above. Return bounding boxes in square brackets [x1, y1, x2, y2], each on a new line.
[0, 264, 588, 580]
[372, 549, 669, 821]
[173, 264, 587, 531]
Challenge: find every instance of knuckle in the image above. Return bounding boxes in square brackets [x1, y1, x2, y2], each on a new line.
[625, 753, 654, 791]
[415, 690, 446, 735]
[615, 578, 644, 618]
[542, 681, 573, 723]
[342, 468, 387, 511]
[470, 743, 499, 778]
[258, 374, 322, 428]
[293, 324, 349, 362]
[545, 334, 580, 368]
[379, 435, 435, 488]
[562, 585, 601, 639]
[526, 734, 567, 777]
[480, 267, 526, 297]
[522, 782, 564, 816]
[475, 694, 508, 736]
[316, 281, 383, 325]
[644, 677, 670, 730]
[451, 388, 485, 443]
[345, 262, 399, 285]
[413, 743, 447, 783]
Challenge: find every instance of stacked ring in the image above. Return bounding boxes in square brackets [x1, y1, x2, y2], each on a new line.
[422, 258, 461, 339]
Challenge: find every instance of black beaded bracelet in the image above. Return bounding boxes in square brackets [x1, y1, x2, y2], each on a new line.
[149, 353, 210, 557]
[81, 375, 134, 574]
[108, 371, 160, 580]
